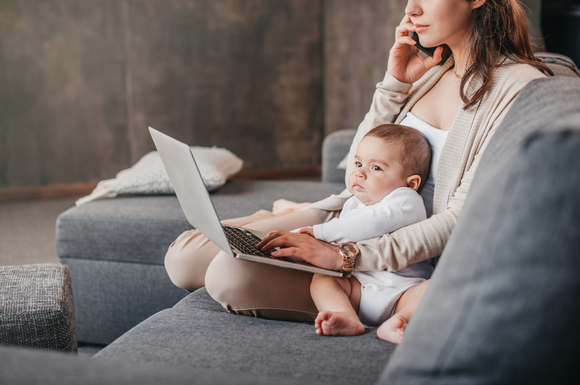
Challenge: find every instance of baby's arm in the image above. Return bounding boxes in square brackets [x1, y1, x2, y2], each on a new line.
[314, 190, 426, 244]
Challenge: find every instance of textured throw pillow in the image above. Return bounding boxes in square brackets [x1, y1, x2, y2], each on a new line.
[76, 146, 242, 205]
[112, 147, 242, 194]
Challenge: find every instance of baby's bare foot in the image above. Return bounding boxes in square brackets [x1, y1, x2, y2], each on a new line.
[377, 314, 407, 344]
[314, 310, 365, 336]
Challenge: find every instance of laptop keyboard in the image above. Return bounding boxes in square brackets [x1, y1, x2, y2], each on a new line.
[222, 225, 294, 263]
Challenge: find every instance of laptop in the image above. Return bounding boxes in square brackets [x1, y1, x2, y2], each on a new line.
[149, 127, 342, 277]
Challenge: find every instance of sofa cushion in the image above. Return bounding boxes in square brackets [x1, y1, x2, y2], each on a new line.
[0, 346, 323, 385]
[60, 258, 188, 346]
[95, 288, 395, 385]
[57, 180, 344, 265]
[380, 79, 580, 383]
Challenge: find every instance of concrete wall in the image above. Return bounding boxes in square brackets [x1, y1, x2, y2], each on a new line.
[0, 0, 323, 188]
[0, 0, 543, 189]
[323, 0, 406, 134]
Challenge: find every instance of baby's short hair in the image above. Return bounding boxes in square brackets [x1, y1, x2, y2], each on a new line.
[364, 124, 432, 193]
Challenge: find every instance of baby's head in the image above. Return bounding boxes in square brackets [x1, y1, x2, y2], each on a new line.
[349, 124, 432, 206]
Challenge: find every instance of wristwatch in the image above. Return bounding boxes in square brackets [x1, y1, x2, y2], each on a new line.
[338, 242, 359, 276]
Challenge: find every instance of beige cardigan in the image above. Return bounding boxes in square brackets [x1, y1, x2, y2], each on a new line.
[310, 56, 544, 272]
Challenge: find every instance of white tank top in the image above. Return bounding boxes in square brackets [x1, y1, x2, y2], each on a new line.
[399, 112, 448, 217]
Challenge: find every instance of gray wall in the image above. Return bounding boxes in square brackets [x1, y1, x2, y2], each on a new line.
[0, 0, 542, 189]
[323, 0, 406, 135]
[0, 0, 323, 188]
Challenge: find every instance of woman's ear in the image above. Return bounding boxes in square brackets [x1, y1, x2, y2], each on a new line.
[471, 0, 486, 10]
[406, 175, 422, 191]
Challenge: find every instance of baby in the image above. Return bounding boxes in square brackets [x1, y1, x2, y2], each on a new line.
[298, 124, 433, 342]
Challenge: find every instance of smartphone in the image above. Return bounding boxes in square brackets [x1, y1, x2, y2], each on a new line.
[409, 31, 436, 57]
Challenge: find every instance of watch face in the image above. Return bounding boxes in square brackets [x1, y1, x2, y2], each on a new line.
[340, 243, 358, 258]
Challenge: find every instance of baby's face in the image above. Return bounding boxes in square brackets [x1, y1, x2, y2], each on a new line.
[348, 136, 409, 206]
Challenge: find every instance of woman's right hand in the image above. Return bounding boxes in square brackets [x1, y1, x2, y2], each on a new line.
[257, 231, 343, 271]
[387, 15, 444, 84]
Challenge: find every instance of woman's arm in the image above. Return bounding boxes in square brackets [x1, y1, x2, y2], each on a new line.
[355, 65, 543, 272]
[263, 64, 543, 273]
[341, 15, 446, 191]
[312, 17, 445, 210]
[258, 114, 495, 272]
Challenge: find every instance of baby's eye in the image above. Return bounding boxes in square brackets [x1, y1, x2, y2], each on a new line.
[355, 162, 362, 168]
[372, 165, 382, 171]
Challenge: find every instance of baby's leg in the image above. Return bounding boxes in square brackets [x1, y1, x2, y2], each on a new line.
[310, 274, 364, 336]
[377, 280, 430, 344]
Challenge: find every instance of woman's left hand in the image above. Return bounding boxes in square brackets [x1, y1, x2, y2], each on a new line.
[256, 231, 343, 271]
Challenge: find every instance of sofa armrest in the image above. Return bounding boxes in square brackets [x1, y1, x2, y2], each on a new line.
[0, 263, 77, 352]
[321, 129, 356, 184]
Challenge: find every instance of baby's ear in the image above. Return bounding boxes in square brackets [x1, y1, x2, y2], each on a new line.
[406, 175, 421, 191]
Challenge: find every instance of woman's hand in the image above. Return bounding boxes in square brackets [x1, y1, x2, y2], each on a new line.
[387, 15, 444, 84]
[256, 231, 343, 271]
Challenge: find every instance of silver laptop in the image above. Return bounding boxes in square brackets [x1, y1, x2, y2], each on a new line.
[149, 127, 342, 277]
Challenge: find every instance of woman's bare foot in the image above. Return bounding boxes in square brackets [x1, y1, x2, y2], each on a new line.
[377, 314, 407, 344]
[314, 310, 365, 336]
[272, 199, 311, 216]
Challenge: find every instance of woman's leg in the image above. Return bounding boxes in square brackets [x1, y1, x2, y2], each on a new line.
[164, 210, 276, 292]
[205, 208, 339, 322]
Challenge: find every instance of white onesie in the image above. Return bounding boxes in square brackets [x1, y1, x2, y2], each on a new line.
[311, 187, 433, 326]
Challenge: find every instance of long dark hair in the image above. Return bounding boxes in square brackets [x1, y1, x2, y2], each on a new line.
[461, 0, 553, 109]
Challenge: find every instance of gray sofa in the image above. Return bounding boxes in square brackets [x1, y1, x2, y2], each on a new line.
[2, 53, 580, 384]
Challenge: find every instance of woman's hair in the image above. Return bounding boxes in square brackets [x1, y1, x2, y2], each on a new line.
[365, 124, 432, 193]
[460, 0, 553, 109]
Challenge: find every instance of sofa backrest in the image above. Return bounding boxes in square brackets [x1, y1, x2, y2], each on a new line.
[536, 52, 580, 78]
[379, 76, 580, 384]
[321, 128, 356, 184]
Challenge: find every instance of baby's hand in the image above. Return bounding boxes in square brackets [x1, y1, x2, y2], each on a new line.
[297, 227, 315, 237]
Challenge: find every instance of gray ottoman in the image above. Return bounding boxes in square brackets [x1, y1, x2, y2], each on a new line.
[0, 263, 77, 352]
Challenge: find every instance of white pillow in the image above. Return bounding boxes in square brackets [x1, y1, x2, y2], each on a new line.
[76, 146, 243, 206]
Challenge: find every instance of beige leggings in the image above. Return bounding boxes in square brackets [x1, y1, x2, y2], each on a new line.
[164, 208, 339, 322]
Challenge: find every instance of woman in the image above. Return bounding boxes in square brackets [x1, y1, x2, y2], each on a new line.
[165, 0, 552, 322]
